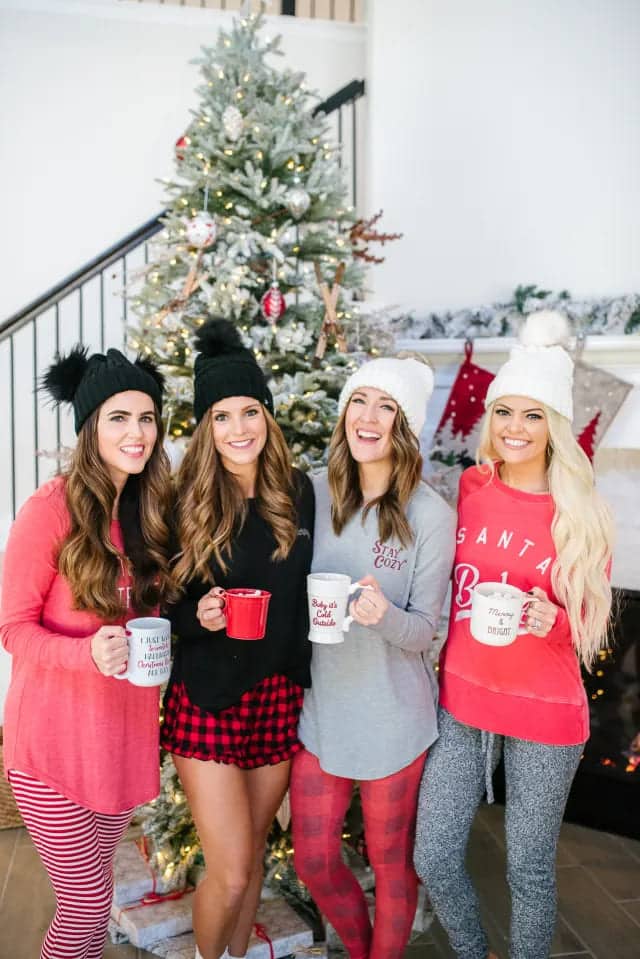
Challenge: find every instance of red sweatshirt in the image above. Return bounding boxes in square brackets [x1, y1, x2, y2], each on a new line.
[0, 477, 160, 813]
[439, 465, 588, 746]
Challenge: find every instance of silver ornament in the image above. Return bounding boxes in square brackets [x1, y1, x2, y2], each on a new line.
[286, 186, 311, 220]
[222, 104, 244, 141]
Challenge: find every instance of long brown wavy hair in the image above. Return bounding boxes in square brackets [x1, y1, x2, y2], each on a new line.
[58, 405, 175, 619]
[173, 406, 298, 586]
[328, 405, 423, 546]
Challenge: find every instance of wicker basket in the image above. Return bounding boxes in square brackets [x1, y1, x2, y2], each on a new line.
[0, 729, 23, 829]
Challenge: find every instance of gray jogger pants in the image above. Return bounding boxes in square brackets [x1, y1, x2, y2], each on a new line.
[413, 708, 583, 959]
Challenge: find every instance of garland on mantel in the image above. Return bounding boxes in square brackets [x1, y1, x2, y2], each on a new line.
[396, 285, 640, 340]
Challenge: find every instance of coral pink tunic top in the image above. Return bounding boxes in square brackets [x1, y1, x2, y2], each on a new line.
[1, 477, 160, 813]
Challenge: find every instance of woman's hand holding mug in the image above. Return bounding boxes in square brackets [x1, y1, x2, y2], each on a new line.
[349, 574, 389, 627]
[525, 587, 559, 638]
[197, 587, 227, 632]
[91, 625, 128, 676]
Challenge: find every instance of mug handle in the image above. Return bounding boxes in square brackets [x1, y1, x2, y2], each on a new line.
[113, 634, 130, 680]
[343, 584, 375, 632]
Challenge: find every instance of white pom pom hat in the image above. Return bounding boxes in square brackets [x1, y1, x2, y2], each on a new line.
[485, 309, 575, 421]
[337, 356, 434, 438]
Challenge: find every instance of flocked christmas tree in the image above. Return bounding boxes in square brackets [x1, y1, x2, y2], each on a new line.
[129, 7, 398, 470]
[127, 5, 399, 913]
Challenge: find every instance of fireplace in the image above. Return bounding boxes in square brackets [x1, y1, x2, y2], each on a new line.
[564, 588, 640, 839]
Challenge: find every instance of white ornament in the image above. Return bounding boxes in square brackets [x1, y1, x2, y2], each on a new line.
[185, 212, 217, 248]
[286, 186, 311, 220]
[222, 104, 244, 141]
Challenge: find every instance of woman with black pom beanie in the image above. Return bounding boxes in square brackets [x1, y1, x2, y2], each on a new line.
[161, 318, 314, 959]
[0, 345, 175, 958]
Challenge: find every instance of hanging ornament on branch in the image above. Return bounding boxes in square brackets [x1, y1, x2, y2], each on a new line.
[313, 261, 347, 366]
[175, 134, 189, 162]
[185, 212, 217, 249]
[184, 182, 217, 249]
[260, 260, 287, 324]
[222, 104, 244, 141]
[285, 182, 311, 220]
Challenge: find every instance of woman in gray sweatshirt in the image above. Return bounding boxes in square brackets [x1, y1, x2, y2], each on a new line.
[290, 355, 456, 959]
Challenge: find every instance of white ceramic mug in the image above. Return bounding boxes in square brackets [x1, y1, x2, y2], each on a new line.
[307, 573, 373, 644]
[114, 616, 172, 686]
[470, 582, 531, 647]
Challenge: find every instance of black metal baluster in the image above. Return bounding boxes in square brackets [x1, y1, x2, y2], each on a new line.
[9, 335, 16, 519]
[54, 303, 61, 454]
[33, 319, 39, 488]
[100, 271, 106, 352]
[351, 98, 357, 207]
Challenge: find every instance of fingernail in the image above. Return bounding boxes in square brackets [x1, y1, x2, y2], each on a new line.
[125, 629, 131, 636]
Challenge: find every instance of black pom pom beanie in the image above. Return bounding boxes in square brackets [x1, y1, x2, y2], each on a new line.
[44, 347, 164, 433]
[193, 319, 273, 423]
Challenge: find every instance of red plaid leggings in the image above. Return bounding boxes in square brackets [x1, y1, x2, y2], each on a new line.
[9, 770, 133, 959]
[290, 748, 426, 959]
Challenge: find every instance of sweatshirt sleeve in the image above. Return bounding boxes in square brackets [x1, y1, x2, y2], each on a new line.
[371, 496, 457, 652]
[0, 491, 95, 671]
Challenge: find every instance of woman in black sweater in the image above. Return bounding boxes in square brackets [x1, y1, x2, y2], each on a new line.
[161, 320, 314, 959]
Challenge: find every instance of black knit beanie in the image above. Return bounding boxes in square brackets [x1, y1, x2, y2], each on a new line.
[193, 319, 274, 423]
[42, 346, 164, 433]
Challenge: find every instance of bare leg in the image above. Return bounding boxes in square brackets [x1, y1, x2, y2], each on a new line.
[173, 755, 252, 959]
[227, 760, 291, 957]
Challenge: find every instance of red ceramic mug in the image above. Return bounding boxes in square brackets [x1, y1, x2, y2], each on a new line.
[220, 588, 271, 640]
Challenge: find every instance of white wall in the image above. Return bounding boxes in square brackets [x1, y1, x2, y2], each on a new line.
[366, 0, 640, 312]
[0, 0, 365, 319]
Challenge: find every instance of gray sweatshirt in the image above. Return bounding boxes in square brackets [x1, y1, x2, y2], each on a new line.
[298, 471, 456, 780]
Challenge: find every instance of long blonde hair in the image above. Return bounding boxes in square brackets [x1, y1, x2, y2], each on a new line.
[173, 407, 298, 586]
[58, 406, 175, 619]
[478, 401, 614, 668]
[328, 406, 423, 547]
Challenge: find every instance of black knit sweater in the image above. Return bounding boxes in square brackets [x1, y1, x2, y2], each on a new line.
[167, 470, 314, 713]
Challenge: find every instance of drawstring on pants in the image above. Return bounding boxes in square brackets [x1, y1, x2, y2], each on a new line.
[480, 730, 500, 804]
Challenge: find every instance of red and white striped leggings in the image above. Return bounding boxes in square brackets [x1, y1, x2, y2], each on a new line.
[9, 770, 133, 959]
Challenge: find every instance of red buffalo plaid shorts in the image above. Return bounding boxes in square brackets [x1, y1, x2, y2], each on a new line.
[160, 673, 304, 769]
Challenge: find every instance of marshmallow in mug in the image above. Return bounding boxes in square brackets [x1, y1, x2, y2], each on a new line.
[470, 582, 531, 647]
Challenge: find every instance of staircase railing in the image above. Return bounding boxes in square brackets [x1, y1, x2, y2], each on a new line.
[0, 79, 365, 529]
[120, 1, 364, 24]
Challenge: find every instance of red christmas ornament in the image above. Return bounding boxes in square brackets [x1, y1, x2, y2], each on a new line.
[175, 135, 189, 161]
[260, 283, 286, 324]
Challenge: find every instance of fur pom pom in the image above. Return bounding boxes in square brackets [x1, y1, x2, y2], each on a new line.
[194, 318, 244, 358]
[135, 356, 165, 394]
[519, 309, 571, 348]
[41, 345, 89, 404]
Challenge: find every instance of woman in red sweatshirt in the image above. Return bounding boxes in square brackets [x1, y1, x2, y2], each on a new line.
[0, 346, 174, 959]
[413, 311, 614, 959]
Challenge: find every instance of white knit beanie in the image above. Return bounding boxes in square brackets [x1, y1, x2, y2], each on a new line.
[337, 356, 434, 438]
[485, 310, 574, 421]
